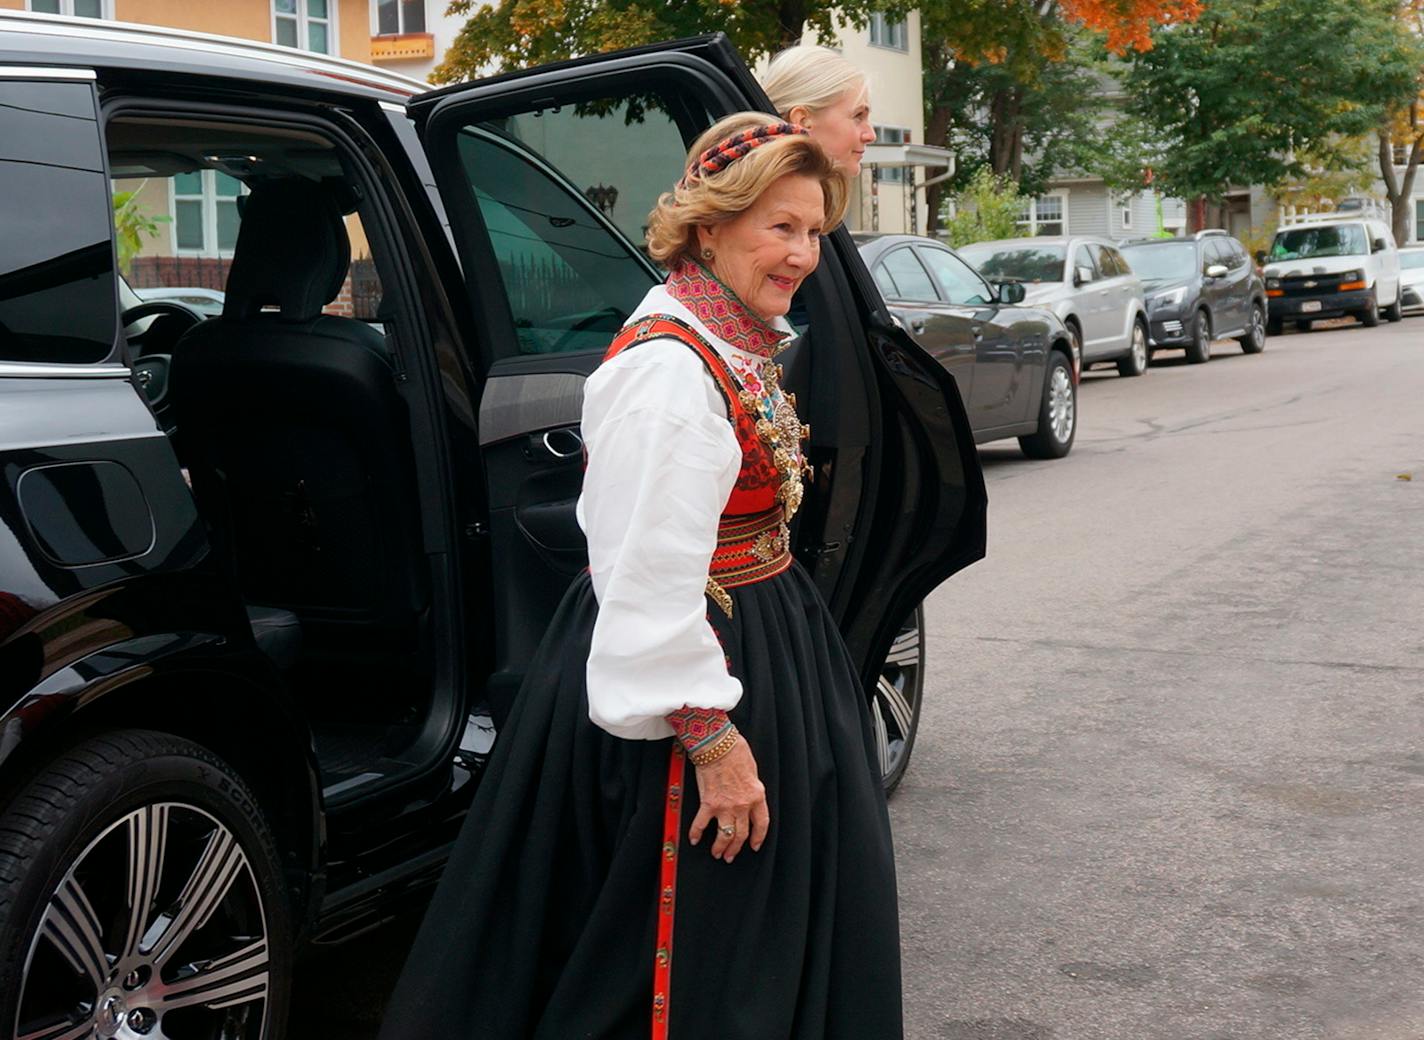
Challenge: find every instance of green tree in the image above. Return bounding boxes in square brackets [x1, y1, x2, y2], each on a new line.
[111, 186, 168, 275]
[433, 0, 913, 82]
[941, 167, 1029, 246]
[1124, 0, 1422, 227]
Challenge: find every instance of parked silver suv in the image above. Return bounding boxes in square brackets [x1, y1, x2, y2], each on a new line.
[960, 235, 1150, 377]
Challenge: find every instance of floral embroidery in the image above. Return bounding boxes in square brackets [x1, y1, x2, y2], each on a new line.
[666, 259, 791, 359]
[666, 705, 733, 755]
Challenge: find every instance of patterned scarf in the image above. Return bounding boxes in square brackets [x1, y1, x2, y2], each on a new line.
[665, 258, 791, 360]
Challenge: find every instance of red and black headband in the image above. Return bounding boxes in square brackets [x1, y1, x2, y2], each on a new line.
[677, 121, 810, 189]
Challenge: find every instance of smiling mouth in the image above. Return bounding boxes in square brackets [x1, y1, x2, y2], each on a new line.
[767, 274, 795, 290]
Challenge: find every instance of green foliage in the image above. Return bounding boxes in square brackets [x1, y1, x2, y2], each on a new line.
[111, 187, 168, 273]
[941, 168, 1029, 247]
[1124, 0, 1424, 203]
[433, 0, 915, 82]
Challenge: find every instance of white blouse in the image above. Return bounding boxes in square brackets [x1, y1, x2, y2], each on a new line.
[576, 286, 795, 740]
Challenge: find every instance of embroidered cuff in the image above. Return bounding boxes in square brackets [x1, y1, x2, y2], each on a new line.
[666, 706, 734, 756]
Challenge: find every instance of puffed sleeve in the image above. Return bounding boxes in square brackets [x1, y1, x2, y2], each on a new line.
[576, 338, 744, 740]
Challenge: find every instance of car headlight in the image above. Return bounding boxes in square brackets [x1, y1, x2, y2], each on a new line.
[1342, 269, 1364, 283]
[1149, 286, 1187, 309]
[1265, 277, 1281, 290]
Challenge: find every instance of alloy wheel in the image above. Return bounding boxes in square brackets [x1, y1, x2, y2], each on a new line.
[1048, 365, 1075, 443]
[14, 803, 270, 1040]
[1132, 324, 1147, 370]
[871, 606, 925, 794]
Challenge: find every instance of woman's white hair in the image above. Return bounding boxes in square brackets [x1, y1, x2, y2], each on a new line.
[761, 44, 869, 120]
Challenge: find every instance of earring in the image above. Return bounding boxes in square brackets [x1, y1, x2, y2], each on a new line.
[701, 247, 715, 261]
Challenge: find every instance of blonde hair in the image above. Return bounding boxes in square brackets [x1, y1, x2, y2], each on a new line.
[645, 112, 849, 267]
[761, 45, 869, 121]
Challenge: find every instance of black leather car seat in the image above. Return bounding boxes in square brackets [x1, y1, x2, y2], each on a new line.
[171, 178, 427, 646]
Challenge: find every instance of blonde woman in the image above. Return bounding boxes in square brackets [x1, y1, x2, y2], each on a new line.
[761, 44, 877, 175]
[379, 113, 902, 1040]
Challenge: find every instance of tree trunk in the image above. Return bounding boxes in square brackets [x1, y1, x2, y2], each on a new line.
[1379, 129, 1421, 245]
[988, 87, 1025, 183]
[923, 99, 953, 235]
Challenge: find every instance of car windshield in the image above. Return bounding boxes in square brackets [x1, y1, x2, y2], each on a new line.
[1119, 242, 1196, 281]
[1270, 224, 1367, 261]
[959, 244, 1066, 283]
[1399, 251, 1424, 270]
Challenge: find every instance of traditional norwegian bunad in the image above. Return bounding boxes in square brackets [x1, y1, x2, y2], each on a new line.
[377, 259, 903, 1040]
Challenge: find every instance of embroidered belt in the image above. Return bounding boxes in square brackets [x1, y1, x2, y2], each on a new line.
[704, 508, 792, 618]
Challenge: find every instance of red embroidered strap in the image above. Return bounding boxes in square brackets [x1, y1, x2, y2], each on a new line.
[652, 742, 686, 1039]
[605, 314, 747, 424]
[666, 706, 734, 756]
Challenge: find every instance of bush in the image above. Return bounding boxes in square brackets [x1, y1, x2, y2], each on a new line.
[942, 169, 1030, 247]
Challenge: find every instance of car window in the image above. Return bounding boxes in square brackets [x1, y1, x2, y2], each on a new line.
[918, 247, 990, 306]
[958, 243, 1064, 283]
[1074, 244, 1099, 282]
[879, 247, 939, 301]
[872, 262, 900, 298]
[448, 97, 691, 357]
[1400, 250, 1424, 270]
[1104, 246, 1130, 277]
[0, 80, 117, 364]
[1205, 239, 1231, 270]
[1226, 239, 1249, 268]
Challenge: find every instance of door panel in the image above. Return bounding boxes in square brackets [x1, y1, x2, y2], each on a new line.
[1074, 244, 1113, 357]
[414, 38, 985, 703]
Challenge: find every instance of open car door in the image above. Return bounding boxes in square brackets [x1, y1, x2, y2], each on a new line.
[407, 34, 986, 723]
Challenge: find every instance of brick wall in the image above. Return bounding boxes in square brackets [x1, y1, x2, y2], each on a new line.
[128, 256, 381, 319]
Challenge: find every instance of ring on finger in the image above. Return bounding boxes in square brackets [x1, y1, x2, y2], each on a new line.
[719, 824, 735, 837]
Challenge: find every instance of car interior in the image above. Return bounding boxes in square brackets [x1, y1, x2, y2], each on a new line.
[106, 116, 456, 801]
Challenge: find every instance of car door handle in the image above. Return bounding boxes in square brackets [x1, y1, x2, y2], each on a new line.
[528, 427, 584, 462]
[910, 318, 927, 334]
[971, 324, 983, 340]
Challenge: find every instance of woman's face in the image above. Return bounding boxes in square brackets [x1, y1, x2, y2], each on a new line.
[697, 173, 826, 321]
[791, 87, 875, 176]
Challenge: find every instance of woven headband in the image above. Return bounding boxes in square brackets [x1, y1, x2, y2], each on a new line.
[677, 121, 810, 189]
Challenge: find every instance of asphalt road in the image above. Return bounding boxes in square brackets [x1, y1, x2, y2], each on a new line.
[290, 315, 1424, 1039]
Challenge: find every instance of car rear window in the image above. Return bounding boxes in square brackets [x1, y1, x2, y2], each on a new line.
[0, 80, 117, 364]
[960, 244, 1065, 283]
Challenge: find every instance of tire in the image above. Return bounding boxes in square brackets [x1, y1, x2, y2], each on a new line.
[1238, 300, 1267, 353]
[872, 605, 925, 795]
[0, 730, 292, 1040]
[1019, 350, 1076, 459]
[1385, 294, 1403, 322]
[1065, 319, 1083, 372]
[1360, 291, 1380, 327]
[1267, 314, 1283, 336]
[1185, 309, 1212, 364]
[1116, 318, 1150, 377]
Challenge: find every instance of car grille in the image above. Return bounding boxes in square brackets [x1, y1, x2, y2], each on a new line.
[1161, 319, 1183, 335]
[1276, 273, 1352, 297]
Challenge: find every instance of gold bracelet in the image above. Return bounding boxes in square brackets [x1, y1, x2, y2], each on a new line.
[689, 725, 740, 767]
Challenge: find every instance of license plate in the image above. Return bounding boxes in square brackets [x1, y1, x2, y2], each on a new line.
[1301, 301, 1322, 313]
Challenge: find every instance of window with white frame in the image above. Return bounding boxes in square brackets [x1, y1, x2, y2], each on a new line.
[274, 0, 335, 54]
[172, 171, 247, 257]
[26, 0, 110, 16]
[868, 12, 909, 51]
[374, 0, 425, 34]
[1018, 194, 1066, 236]
[1118, 196, 1133, 230]
[873, 126, 909, 184]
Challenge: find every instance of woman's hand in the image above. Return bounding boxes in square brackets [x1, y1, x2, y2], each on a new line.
[688, 738, 770, 863]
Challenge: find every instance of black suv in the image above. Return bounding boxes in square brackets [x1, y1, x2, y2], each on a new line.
[0, 14, 985, 1039]
[1119, 232, 1268, 364]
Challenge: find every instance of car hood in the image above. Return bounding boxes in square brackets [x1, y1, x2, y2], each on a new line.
[1263, 256, 1371, 279]
[1021, 282, 1069, 304]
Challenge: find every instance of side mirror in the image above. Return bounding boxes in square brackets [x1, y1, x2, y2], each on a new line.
[1073, 265, 1095, 287]
[997, 281, 1026, 304]
[1373, 237, 1387, 253]
[1205, 263, 1228, 279]
[1254, 249, 1267, 265]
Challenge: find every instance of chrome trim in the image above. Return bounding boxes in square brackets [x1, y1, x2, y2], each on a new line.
[0, 362, 130, 379]
[0, 11, 426, 95]
[0, 65, 96, 80]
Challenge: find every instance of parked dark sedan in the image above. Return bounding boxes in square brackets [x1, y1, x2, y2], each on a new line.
[1119, 232, 1268, 363]
[856, 234, 1080, 459]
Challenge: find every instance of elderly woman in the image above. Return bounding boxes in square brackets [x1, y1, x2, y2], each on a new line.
[762, 45, 877, 175]
[378, 113, 902, 1040]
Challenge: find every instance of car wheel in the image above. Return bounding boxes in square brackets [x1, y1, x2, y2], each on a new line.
[1238, 301, 1267, 353]
[1385, 294, 1403, 322]
[1116, 318, 1149, 377]
[1185, 309, 1212, 364]
[0, 730, 292, 1040]
[1361, 291, 1380, 327]
[871, 605, 925, 795]
[1019, 351, 1076, 459]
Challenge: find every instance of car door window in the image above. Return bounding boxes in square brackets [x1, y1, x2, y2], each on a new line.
[1205, 239, 1231, 272]
[1226, 239, 1248, 270]
[872, 262, 900, 298]
[1104, 246, 1131, 277]
[448, 98, 694, 357]
[1073, 244, 1097, 283]
[880, 247, 939, 301]
[0, 80, 116, 363]
[918, 247, 990, 306]
[1090, 244, 1119, 278]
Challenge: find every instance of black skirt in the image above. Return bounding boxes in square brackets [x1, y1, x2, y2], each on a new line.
[376, 564, 903, 1040]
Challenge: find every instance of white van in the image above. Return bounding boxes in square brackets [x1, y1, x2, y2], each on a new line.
[1260, 212, 1402, 332]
